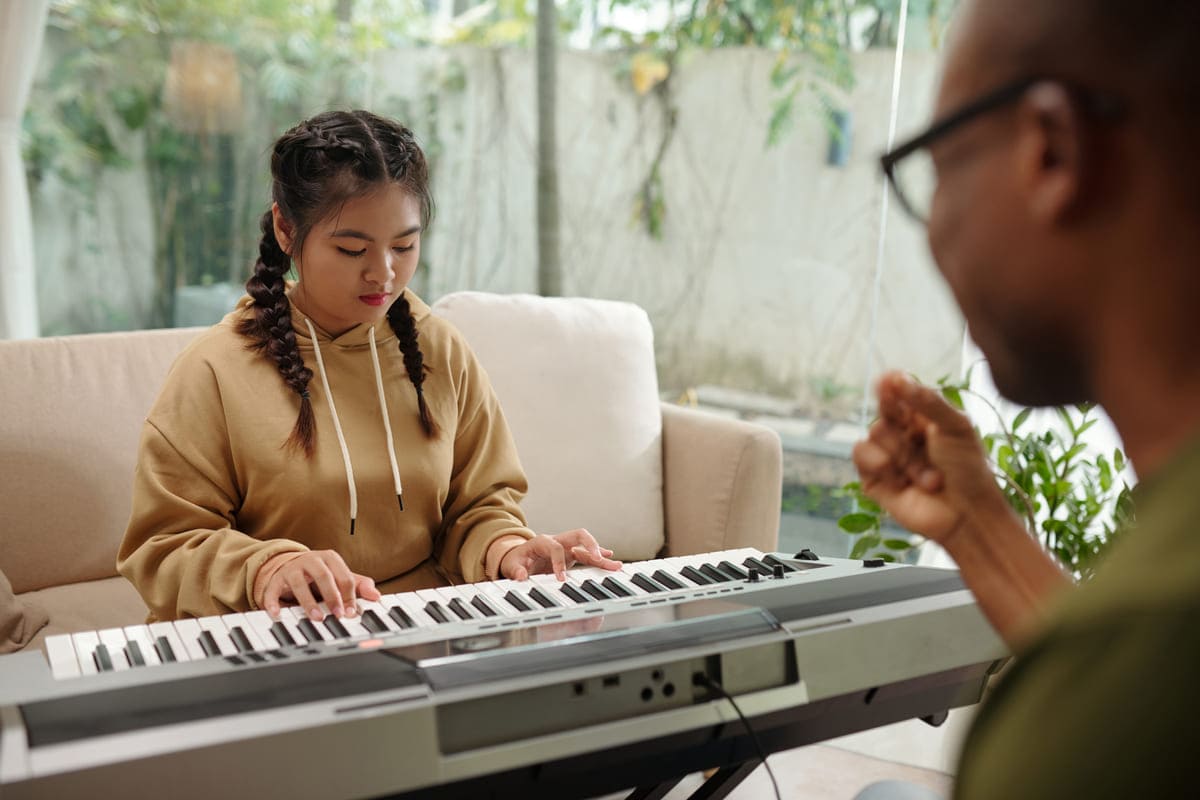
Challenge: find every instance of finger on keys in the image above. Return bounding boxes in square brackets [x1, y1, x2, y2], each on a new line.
[544, 537, 569, 581]
[571, 545, 622, 572]
[289, 573, 326, 621]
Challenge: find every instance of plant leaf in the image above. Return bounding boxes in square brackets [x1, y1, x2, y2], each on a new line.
[849, 534, 881, 559]
[838, 513, 878, 534]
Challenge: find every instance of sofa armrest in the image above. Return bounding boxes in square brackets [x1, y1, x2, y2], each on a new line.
[660, 403, 782, 557]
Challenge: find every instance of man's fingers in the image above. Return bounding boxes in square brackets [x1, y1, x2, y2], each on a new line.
[897, 377, 974, 433]
[853, 438, 897, 477]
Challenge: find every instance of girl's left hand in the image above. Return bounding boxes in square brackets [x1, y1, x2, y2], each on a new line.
[498, 529, 622, 581]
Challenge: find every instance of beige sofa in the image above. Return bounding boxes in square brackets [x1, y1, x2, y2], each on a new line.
[0, 292, 782, 657]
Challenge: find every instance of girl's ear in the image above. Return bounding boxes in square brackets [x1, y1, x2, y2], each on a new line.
[272, 202, 295, 257]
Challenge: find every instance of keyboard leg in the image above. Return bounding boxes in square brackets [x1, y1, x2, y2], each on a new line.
[625, 775, 684, 800]
[684, 760, 760, 800]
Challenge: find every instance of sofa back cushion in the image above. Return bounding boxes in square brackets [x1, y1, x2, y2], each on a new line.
[432, 292, 665, 560]
[0, 328, 204, 593]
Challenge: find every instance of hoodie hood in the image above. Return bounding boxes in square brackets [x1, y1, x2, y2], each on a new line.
[228, 285, 432, 350]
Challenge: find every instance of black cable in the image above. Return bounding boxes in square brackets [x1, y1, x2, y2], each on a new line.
[696, 673, 782, 800]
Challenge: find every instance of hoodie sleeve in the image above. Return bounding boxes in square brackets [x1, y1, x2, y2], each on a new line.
[118, 353, 307, 621]
[436, 340, 534, 583]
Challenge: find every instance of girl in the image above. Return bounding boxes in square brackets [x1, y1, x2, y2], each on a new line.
[118, 110, 620, 624]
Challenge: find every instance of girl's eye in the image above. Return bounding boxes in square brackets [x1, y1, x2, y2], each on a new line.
[393, 245, 415, 254]
[337, 247, 366, 257]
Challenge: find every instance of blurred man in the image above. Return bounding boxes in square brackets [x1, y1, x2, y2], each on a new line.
[857, 0, 1200, 797]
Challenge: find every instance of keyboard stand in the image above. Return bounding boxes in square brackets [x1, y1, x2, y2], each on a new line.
[628, 760, 759, 800]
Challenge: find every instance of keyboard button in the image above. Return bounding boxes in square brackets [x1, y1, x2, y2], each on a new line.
[698, 564, 733, 583]
[323, 616, 351, 639]
[631, 573, 666, 593]
[229, 626, 255, 653]
[580, 580, 616, 601]
[651, 570, 686, 590]
[296, 618, 324, 644]
[125, 640, 146, 667]
[763, 554, 797, 573]
[154, 636, 178, 663]
[601, 577, 635, 598]
[447, 598, 476, 621]
[503, 591, 534, 612]
[717, 561, 750, 580]
[92, 643, 115, 672]
[559, 583, 592, 604]
[528, 587, 561, 609]
[743, 557, 773, 576]
[679, 565, 714, 586]
[387, 605, 416, 629]
[361, 609, 390, 634]
[424, 602, 451, 624]
[470, 595, 500, 617]
[198, 631, 222, 658]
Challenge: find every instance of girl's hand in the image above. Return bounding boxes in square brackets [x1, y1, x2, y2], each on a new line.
[495, 529, 622, 581]
[256, 550, 381, 621]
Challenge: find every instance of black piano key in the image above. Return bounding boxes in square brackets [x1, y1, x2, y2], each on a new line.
[580, 579, 617, 601]
[651, 570, 686, 590]
[742, 557, 773, 576]
[559, 583, 593, 604]
[125, 640, 146, 667]
[717, 560, 750, 580]
[296, 618, 323, 643]
[470, 595, 500, 617]
[270, 621, 299, 647]
[387, 606, 415, 629]
[360, 609, 389, 634]
[154, 636, 177, 663]
[528, 587, 561, 609]
[424, 601, 451, 624]
[92, 643, 114, 672]
[679, 565, 715, 586]
[447, 598, 476, 621]
[504, 590, 534, 612]
[763, 554, 798, 573]
[698, 564, 733, 583]
[601, 576, 635, 597]
[229, 626, 255, 653]
[198, 630, 222, 657]
[631, 573, 666, 593]
[323, 616, 351, 639]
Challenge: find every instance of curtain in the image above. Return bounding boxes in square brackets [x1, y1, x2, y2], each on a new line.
[0, 0, 50, 340]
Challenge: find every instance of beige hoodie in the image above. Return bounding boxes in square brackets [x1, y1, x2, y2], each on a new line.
[118, 289, 533, 621]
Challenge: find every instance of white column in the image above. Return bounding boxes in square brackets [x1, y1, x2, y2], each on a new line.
[0, 0, 50, 340]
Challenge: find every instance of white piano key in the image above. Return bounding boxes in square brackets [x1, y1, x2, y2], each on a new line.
[69, 631, 101, 676]
[148, 620, 192, 663]
[196, 616, 237, 656]
[389, 593, 440, 628]
[45, 634, 81, 679]
[244, 610, 290, 649]
[283, 606, 334, 642]
[474, 582, 524, 616]
[172, 618, 211, 661]
[121, 624, 162, 667]
[222, 612, 268, 652]
[335, 613, 371, 639]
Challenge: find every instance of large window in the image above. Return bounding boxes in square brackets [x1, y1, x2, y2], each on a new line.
[23, 0, 962, 555]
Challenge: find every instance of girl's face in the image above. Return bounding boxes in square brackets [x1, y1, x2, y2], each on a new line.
[276, 182, 422, 337]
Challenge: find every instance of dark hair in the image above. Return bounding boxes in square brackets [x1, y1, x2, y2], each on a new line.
[238, 110, 438, 456]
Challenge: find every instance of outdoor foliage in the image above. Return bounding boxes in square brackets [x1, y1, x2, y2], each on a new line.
[839, 374, 1134, 580]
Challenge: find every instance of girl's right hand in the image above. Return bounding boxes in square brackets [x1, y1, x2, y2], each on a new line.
[256, 550, 381, 621]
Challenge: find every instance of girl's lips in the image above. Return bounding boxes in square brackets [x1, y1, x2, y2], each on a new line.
[359, 294, 389, 306]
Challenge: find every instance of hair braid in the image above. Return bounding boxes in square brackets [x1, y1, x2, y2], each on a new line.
[236, 210, 317, 455]
[387, 294, 438, 439]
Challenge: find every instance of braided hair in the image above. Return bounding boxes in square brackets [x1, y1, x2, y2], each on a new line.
[237, 110, 438, 456]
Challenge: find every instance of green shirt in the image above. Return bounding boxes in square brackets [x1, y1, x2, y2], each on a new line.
[956, 436, 1200, 799]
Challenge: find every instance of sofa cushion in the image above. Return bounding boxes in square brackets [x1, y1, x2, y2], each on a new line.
[0, 567, 48, 654]
[431, 292, 665, 560]
[0, 328, 205, 594]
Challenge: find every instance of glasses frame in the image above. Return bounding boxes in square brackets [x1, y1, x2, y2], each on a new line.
[880, 75, 1125, 222]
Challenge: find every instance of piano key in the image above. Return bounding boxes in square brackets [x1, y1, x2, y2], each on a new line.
[322, 616, 351, 639]
[389, 595, 440, 628]
[763, 554, 798, 573]
[270, 620, 300, 646]
[527, 586, 561, 609]
[423, 601, 452, 624]
[69, 630, 101, 674]
[473, 583, 524, 616]
[357, 600, 403, 632]
[386, 604, 416, 629]
[360, 608, 390, 634]
[469, 594, 500, 617]
[433, 585, 484, 616]
[242, 611, 287, 650]
[93, 643, 115, 672]
[196, 617, 237, 656]
[154, 636, 178, 663]
[284, 607, 334, 642]
[501, 589, 534, 612]
[197, 631, 222, 658]
[679, 565, 715, 586]
[148, 620, 190, 662]
[96, 628, 131, 671]
[125, 640, 146, 667]
[229, 626, 256, 653]
[651, 570, 686, 590]
[172, 619, 210, 661]
[223, 613, 269, 651]
[337, 614, 371, 639]
[717, 560, 750, 580]
[742, 556, 774, 576]
[600, 578, 638, 597]
[558, 583, 592, 604]
[446, 598, 476, 621]
[698, 564, 733, 583]
[122, 625, 162, 667]
[44, 634, 81, 679]
[630, 573, 667, 593]
[296, 617, 325, 644]
[580, 580, 617, 601]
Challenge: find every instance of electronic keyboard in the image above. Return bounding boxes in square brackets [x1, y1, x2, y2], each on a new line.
[0, 549, 1008, 800]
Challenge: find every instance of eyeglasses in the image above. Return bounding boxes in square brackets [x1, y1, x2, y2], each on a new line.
[880, 76, 1125, 223]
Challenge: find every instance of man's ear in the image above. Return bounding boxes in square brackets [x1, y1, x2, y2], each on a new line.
[1014, 83, 1085, 225]
[271, 202, 295, 257]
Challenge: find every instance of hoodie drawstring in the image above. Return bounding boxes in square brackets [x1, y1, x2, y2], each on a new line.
[304, 318, 359, 535]
[368, 326, 405, 511]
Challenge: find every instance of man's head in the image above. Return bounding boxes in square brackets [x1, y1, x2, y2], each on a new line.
[920, 0, 1200, 407]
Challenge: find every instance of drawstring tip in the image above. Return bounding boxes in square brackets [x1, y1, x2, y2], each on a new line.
[349, 518, 356, 536]
[397, 494, 404, 512]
